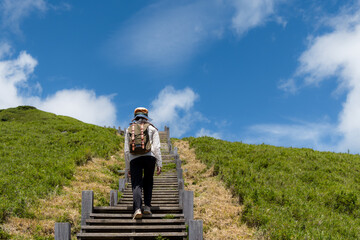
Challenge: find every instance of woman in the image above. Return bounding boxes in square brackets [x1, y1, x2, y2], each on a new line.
[124, 107, 162, 219]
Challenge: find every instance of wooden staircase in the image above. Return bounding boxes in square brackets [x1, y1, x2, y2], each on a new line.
[74, 127, 194, 240]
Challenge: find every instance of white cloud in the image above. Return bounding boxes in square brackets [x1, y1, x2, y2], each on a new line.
[0, 0, 47, 34]
[107, 0, 224, 69]
[0, 41, 12, 59]
[150, 86, 200, 137]
[278, 78, 297, 94]
[231, 0, 276, 35]
[245, 121, 341, 151]
[196, 128, 222, 139]
[0, 50, 37, 108]
[275, 4, 360, 152]
[107, 0, 280, 69]
[39, 90, 116, 126]
[0, 48, 117, 126]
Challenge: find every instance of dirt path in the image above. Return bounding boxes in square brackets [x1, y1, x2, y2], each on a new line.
[174, 140, 254, 240]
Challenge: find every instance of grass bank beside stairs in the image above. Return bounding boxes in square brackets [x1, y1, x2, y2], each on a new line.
[0, 106, 123, 239]
[185, 136, 360, 239]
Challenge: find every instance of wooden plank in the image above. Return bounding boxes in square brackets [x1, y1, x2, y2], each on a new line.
[119, 192, 179, 200]
[86, 219, 185, 224]
[81, 225, 186, 230]
[108, 204, 180, 208]
[121, 192, 179, 196]
[77, 232, 187, 238]
[93, 206, 182, 212]
[90, 213, 184, 218]
[124, 184, 178, 187]
[119, 200, 179, 204]
[55, 222, 71, 240]
[119, 200, 179, 203]
[120, 192, 179, 195]
[120, 195, 179, 199]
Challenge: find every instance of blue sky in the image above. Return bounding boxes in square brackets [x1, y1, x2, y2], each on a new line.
[1, 0, 360, 153]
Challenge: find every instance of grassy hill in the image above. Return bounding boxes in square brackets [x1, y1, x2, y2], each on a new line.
[185, 136, 360, 239]
[0, 106, 122, 237]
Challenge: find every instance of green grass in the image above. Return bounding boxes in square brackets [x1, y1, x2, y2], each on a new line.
[0, 106, 122, 227]
[185, 136, 360, 239]
[163, 214, 175, 219]
[161, 162, 176, 173]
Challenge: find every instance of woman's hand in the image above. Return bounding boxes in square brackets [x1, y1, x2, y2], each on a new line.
[156, 166, 161, 175]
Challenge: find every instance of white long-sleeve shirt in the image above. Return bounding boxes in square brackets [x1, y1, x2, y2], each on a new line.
[124, 124, 162, 171]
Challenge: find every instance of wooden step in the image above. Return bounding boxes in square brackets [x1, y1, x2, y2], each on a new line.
[122, 189, 179, 192]
[121, 190, 179, 194]
[124, 187, 178, 191]
[77, 232, 187, 239]
[120, 195, 179, 199]
[90, 213, 184, 219]
[93, 206, 182, 213]
[80, 224, 186, 231]
[86, 218, 185, 225]
[111, 204, 179, 208]
[121, 192, 178, 195]
[120, 192, 179, 196]
[124, 184, 177, 187]
[155, 174, 177, 176]
[128, 183, 178, 186]
[124, 188, 179, 190]
[119, 199, 179, 202]
[121, 195, 179, 199]
[119, 200, 179, 204]
[121, 191, 179, 194]
[126, 185, 179, 188]
[151, 178, 178, 181]
[119, 199, 179, 203]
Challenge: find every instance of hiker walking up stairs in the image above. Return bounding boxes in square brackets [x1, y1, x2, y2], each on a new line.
[57, 108, 203, 240]
[124, 107, 163, 220]
[73, 129, 200, 239]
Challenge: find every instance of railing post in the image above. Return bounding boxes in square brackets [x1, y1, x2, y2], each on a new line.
[176, 158, 181, 170]
[178, 179, 184, 207]
[81, 190, 94, 226]
[189, 220, 203, 240]
[124, 153, 130, 183]
[119, 178, 126, 192]
[177, 168, 183, 181]
[110, 190, 118, 206]
[54, 222, 71, 240]
[166, 126, 172, 152]
[183, 190, 194, 225]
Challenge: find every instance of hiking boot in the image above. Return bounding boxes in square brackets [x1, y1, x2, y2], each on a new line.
[133, 209, 142, 219]
[143, 206, 152, 215]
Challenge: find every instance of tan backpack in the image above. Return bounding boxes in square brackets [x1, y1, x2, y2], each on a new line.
[128, 122, 151, 154]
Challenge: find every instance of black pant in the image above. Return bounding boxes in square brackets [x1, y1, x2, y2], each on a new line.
[130, 156, 156, 212]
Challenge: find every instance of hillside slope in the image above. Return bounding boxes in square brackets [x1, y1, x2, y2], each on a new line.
[0, 106, 122, 238]
[185, 136, 360, 239]
[174, 140, 254, 240]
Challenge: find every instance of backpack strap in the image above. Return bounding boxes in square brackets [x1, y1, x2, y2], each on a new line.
[131, 123, 135, 152]
[141, 123, 145, 150]
[147, 122, 158, 131]
[129, 119, 158, 131]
